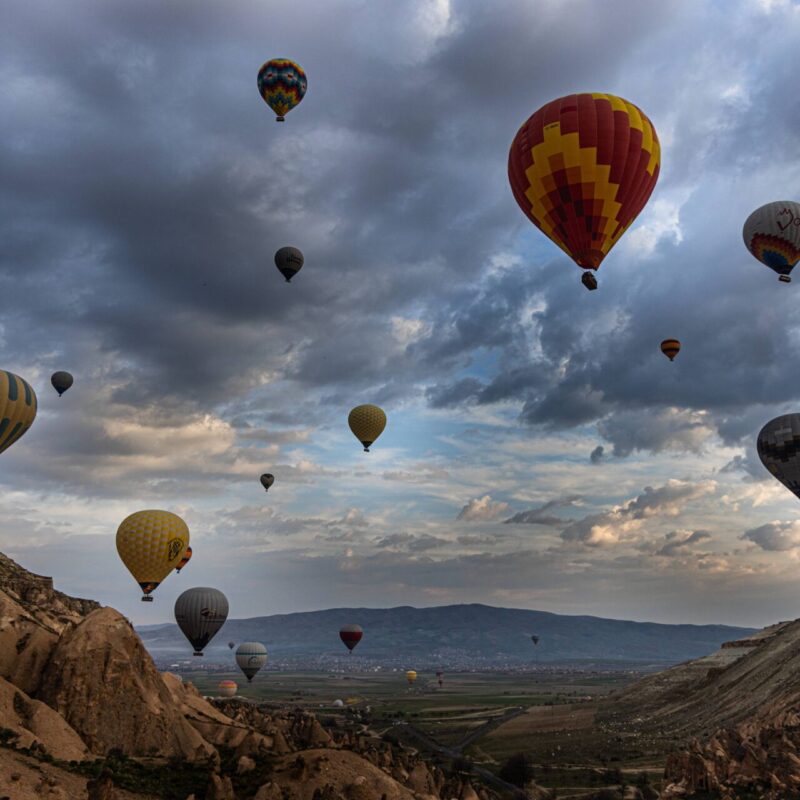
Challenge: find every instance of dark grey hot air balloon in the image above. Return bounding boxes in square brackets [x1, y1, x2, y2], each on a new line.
[235, 641, 268, 682]
[274, 247, 304, 282]
[531, 635, 540, 646]
[758, 414, 800, 500]
[174, 587, 229, 656]
[228, 641, 236, 650]
[51, 371, 73, 397]
[260, 473, 275, 492]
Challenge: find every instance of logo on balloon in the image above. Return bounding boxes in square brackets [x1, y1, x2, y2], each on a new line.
[200, 607, 226, 620]
[168, 538, 184, 561]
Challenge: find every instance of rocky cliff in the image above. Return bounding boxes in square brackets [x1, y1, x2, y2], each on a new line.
[0, 551, 535, 800]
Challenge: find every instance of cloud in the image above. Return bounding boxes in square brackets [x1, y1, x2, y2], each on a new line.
[457, 495, 510, 521]
[504, 495, 581, 525]
[742, 521, 800, 551]
[656, 529, 712, 557]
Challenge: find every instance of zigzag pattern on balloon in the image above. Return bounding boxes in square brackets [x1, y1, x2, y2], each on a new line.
[748, 233, 800, 272]
[257, 58, 307, 119]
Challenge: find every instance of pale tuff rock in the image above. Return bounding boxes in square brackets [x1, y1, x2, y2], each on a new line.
[0, 675, 88, 761]
[37, 606, 216, 761]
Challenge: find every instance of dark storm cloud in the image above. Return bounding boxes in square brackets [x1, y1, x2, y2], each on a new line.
[742, 521, 800, 552]
[655, 529, 712, 557]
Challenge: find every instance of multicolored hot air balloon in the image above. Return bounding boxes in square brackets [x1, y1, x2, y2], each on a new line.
[260, 473, 275, 492]
[339, 624, 363, 653]
[257, 59, 307, 121]
[50, 371, 73, 397]
[743, 201, 800, 283]
[235, 642, 268, 682]
[508, 93, 661, 290]
[0, 371, 37, 456]
[405, 670, 417, 686]
[348, 405, 386, 452]
[175, 545, 192, 573]
[757, 414, 800, 501]
[661, 339, 681, 361]
[274, 247, 304, 282]
[218, 680, 238, 698]
[174, 587, 228, 655]
[116, 510, 189, 601]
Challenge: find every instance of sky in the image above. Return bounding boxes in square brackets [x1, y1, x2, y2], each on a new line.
[2, 0, 800, 628]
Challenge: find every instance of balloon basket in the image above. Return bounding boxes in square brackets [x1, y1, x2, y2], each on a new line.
[193, 652, 203, 657]
[581, 272, 598, 291]
[780, 275, 791, 283]
[141, 596, 154, 602]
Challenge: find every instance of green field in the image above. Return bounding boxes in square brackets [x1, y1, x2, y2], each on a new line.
[176, 668, 669, 797]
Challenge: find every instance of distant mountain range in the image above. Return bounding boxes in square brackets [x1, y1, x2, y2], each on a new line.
[137, 603, 756, 667]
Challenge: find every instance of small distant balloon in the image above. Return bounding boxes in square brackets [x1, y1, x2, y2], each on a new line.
[0, 371, 37, 456]
[257, 58, 307, 121]
[175, 545, 192, 573]
[531, 635, 540, 646]
[339, 624, 363, 653]
[174, 587, 229, 656]
[51, 371, 73, 397]
[660, 339, 681, 362]
[260, 473, 275, 492]
[218, 680, 237, 698]
[348, 405, 386, 452]
[116, 510, 189, 602]
[228, 641, 236, 650]
[436, 669, 444, 687]
[235, 642, 268, 682]
[274, 247, 304, 283]
[405, 670, 417, 686]
[743, 201, 800, 283]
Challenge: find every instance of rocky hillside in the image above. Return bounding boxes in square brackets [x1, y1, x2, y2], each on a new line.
[0, 551, 548, 800]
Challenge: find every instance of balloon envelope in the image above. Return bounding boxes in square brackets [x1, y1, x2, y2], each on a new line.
[50, 371, 73, 396]
[218, 680, 237, 698]
[508, 94, 660, 282]
[274, 247, 304, 282]
[0, 371, 37, 456]
[743, 201, 800, 280]
[405, 670, 417, 685]
[175, 545, 192, 573]
[257, 59, 307, 121]
[757, 414, 800, 500]
[531, 635, 540, 645]
[660, 339, 681, 361]
[260, 473, 275, 492]
[339, 624, 363, 652]
[228, 641, 236, 650]
[116, 510, 189, 601]
[174, 587, 229, 655]
[235, 642, 268, 682]
[348, 405, 386, 452]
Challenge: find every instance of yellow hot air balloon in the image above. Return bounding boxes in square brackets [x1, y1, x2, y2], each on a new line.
[405, 670, 417, 686]
[348, 405, 386, 452]
[0, 371, 37, 455]
[116, 510, 190, 602]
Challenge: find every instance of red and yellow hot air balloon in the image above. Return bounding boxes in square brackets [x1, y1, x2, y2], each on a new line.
[175, 545, 192, 573]
[508, 93, 661, 290]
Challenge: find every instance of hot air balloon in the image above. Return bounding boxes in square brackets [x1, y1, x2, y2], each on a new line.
[757, 414, 800, 500]
[175, 545, 192, 573]
[436, 670, 444, 688]
[508, 94, 661, 290]
[257, 59, 307, 121]
[743, 201, 800, 283]
[228, 641, 236, 650]
[531, 635, 540, 646]
[235, 642, 268, 682]
[50, 371, 73, 397]
[348, 405, 386, 452]
[339, 624, 363, 653]
[660, 339, 681, 361]
[405, 670, 417, 686]
[0, 371, 37, 456]
[116, 510, 189, 601]
[274, 247, 304, 282]
[260, 473, 275, 492]
[174, 587, 229, 655]
[218, 680, 237, 698]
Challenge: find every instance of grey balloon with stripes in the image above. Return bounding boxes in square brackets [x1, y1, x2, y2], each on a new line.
[174, 587, 229, 656]
[235, 641, 268, 682]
